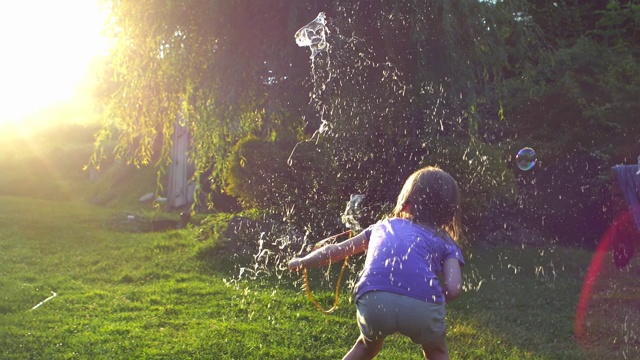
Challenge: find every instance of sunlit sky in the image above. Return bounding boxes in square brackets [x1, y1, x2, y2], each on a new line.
[0, 1, 109, 130]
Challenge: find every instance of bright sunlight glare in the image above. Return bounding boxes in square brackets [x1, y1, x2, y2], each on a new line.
[0, 1, 109, 128]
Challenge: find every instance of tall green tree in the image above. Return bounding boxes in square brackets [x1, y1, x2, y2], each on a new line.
[95, 0, 313, 180]
[498, 0, 640, 242]
[95, 0, 639, 243]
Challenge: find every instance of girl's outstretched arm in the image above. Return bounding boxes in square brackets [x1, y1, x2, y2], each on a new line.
[288, 231, 369, 271]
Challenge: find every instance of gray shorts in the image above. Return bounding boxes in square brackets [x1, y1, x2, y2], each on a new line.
[355, 291, 446, 345]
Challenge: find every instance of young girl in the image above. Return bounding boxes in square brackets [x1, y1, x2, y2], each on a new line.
[288, 166, 464, 360]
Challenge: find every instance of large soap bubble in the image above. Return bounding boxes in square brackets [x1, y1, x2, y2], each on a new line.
[294, 12, 328, 59]
[516, 147, 537, 171]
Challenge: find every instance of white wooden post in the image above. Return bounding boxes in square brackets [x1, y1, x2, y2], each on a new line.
[167, 116, 190, 208]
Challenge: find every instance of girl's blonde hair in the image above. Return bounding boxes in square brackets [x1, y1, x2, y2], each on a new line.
[392, 166, 462, 242]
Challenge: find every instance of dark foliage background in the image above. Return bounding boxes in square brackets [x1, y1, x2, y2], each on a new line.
[95, 0, 640, 245]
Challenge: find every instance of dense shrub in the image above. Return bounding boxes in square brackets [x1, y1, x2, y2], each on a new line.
[225, 136, 292, 209]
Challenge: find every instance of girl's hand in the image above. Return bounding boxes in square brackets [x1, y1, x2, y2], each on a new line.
[288, 258, 304, 272]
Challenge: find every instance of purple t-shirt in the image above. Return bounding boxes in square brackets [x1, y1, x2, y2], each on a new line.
[354, 218, 464, 303]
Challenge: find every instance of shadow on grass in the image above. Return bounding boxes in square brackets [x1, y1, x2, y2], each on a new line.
[444, 243, 593, 359]
[574, 253, 640, 359]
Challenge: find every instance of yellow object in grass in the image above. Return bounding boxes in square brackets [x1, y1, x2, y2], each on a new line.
[302, 230, 353, 314]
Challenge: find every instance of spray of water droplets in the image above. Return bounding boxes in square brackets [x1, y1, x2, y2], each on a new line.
[227, 10, 448, 301]
[288, 10, 410, 178]
[295, 12, 328, 59]
[221, 194, 368, 300]
[341, 194, 365, 232]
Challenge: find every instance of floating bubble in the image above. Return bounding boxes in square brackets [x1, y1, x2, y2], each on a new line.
[516, 147, 536, 171]
[294, 12, 328, 58]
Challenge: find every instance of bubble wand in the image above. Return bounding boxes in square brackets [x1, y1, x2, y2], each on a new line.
[302, 229, 353, 314]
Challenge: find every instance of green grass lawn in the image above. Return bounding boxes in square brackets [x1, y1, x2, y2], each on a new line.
[0, 195, 638, 359]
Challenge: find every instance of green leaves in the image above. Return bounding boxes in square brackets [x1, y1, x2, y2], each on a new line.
[95, 0, 639, 243]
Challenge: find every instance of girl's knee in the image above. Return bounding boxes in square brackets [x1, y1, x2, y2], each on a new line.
[343, 336, 385, 360]
[358, 335, 384, 354]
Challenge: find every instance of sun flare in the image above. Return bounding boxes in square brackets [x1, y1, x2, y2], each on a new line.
[0, 1, 109, 128]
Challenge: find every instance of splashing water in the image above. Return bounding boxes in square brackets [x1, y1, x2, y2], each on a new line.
[288, 20, 408, 168]
[287, 9, 408, 296]
[342, 194, 365, 232]
[288, 7, 408, 177]
[516, 147, 537, 171]
[295, 12, 328, 59]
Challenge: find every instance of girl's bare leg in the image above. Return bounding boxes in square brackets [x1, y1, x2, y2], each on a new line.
[342, 335, 385, 360]
[422, 332, 449, 360]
